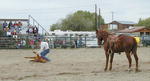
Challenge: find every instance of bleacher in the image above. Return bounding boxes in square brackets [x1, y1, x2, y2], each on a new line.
[0, 15, 49, 49]
[0, 37, 16, 49]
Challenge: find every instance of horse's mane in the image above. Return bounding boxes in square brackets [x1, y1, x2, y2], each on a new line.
[97, 30, 113, 39]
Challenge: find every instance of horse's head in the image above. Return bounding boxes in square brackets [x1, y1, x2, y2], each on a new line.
[96, 30, 109, 46]
[96, 30, 103, 46]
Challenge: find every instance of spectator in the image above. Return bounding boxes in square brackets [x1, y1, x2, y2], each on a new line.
[9, 25, 15, 33]
[6, 30, 11, 37]
[38, 38, 42, 48]
[22, 39, 26, 46]
[33, 26, 38, 34]
[18, 21, 22, 28]
[34, 38, 40, 48]
[16, 39, 21, 49]
[18, 21, 22, 32]
[29, 39, 34, 49]
[2, 21, 7, 30]
[21, 39, 26, 48]
[4, 27, 9, 32]
[13, 21, 18, 29]
[8, 21, 13, 29]
[12, 29, 17, 38]
[27, 27, 33, 34]
[74, 37, 78, 48]
[15, 27, 20, 34]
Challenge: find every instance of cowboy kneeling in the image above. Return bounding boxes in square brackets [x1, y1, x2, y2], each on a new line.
[37, 38, 50, 62]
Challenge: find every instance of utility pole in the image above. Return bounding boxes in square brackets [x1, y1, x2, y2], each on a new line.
[112, 11, 114, 21]
[111, 11, 114, 30]
[98, 8, 101, 30]
[95, 4, 98, 30]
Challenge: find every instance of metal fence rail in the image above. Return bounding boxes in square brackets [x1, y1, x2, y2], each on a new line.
[1, 35, 149, 49]
[0, 36, 98, 49]
[46, 36, 98, 48]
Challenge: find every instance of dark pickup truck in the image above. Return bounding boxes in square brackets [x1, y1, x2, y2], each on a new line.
[141, 35, 150, 47]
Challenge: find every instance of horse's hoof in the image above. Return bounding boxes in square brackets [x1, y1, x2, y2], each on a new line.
[135, 69, 141, 72]
[109, 68, 112, 71]
[126, 68, 132, 72]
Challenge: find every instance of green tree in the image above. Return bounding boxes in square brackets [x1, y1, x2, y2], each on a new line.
[0, 24, 4, 36]
[50, 10, 105, 31]
[50, 22, 61, 31]
[137, 17, 150, 28]
[0, 30, 4, 36]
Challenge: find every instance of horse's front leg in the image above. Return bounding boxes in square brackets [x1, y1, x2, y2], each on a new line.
[109, 53, 114, 71]
[104, 51, 109, 71]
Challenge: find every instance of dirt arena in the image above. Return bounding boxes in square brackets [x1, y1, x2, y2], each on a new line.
[0, 47, 150, 81]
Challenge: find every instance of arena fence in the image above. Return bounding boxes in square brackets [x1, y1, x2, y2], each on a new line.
[0, 35, 148, 49]
[0, 36, 98, 49]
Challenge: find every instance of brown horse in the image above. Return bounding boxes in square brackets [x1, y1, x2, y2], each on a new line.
[96, 30, 139, 72]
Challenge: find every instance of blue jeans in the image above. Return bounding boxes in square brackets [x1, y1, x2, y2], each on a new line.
[40, 49, 50, 61]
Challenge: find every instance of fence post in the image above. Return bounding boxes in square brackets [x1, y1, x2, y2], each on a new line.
[70, 35, 71, 47]
[85, 36, 86, 48]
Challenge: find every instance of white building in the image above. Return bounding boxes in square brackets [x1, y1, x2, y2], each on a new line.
[49, 30, 96, 37]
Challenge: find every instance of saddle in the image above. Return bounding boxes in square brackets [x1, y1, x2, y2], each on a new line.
[108, 35, 118, 42]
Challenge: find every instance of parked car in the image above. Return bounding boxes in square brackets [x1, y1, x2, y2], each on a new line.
[141, 35, 150, 47]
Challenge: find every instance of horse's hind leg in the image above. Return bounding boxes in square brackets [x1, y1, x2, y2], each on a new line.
[104, 52, 109, 71]
[109, 53, 114, 71]
[133, 52, 139, 72]
[125, 53, 132, 71]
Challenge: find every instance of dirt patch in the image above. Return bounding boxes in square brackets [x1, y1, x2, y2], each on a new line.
[0, 47, 150, 81]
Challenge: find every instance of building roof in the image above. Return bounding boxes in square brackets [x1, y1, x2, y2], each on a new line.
[110, 21, 136, 25]
[117, 21, 136, 24]
[117, 26, 148, 33]
[0, 19, 29, 21]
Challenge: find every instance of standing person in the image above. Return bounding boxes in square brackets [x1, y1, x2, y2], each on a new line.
[2, 21, 7, 30]
[8, 21, 13, 29]
[21, 39, 26, 48]
[33, 26, 38, 35]
[12, 29, 17, 38]
[18, 21, 22, 28]
[29, 27, 33, 34]
[6, 30, 11, 37]
[74, 37, 78, 48]
[5, 27, 10, 36]
[29, 39, 34, 49]
[16, 39, 21, 49]
[37, 38, 50, 61]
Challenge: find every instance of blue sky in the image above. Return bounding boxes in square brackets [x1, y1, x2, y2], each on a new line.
[0, 0, 150, 30]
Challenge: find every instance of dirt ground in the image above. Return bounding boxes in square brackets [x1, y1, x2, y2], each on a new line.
[0, 47, 150, 81]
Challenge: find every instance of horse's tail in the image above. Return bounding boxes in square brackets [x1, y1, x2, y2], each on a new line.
[131, 37, 137, 55]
